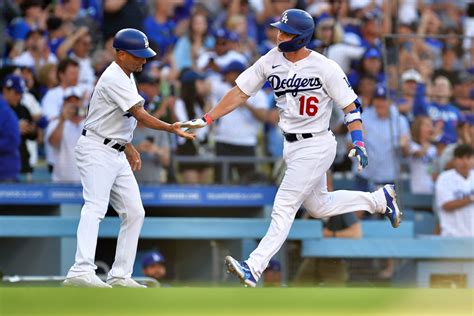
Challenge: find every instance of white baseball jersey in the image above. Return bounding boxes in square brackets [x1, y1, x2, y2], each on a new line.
[236, 47, 357, 134]
[84, 62, 143, 144]
[435, 169, 474, 237]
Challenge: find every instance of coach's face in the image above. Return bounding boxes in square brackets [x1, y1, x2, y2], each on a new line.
[117, 50, 147, 74]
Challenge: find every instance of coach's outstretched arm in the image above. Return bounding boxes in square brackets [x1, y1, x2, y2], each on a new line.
[128, 102, 195, 140]
[179, 86, 250, 129]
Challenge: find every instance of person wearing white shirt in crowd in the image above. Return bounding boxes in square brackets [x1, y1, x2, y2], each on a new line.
[211, 60, 268, 183]
[408, 116, 438, 194]
[70, 30, 96, 90]
[435, 144, 474, 237]
[45, 87, 85, 183]
[41, 58, 80, 171]
[13, 30, 58, 70]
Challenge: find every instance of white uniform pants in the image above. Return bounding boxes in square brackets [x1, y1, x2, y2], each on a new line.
[246, 132, 386, 279]
[67, 136, 145, 280]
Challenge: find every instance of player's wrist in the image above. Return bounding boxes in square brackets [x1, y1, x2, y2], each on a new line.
[350, 130, 365, 147]
[202, 113, 213, 125]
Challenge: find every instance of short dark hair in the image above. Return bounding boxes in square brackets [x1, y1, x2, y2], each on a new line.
[57, 58, 79, 81]
[454, 144, 473, 158]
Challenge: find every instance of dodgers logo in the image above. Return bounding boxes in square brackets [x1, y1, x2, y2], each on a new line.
[282, 13, 288, 23]
[268, 74, 323, 97]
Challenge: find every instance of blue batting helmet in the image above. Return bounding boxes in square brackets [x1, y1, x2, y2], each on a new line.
[271, 9, 315, 52]
[113, 28, 156, 58]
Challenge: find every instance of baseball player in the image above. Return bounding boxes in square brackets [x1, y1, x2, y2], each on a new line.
[179, 9, 402, 287]
[63, 28, 194, 288]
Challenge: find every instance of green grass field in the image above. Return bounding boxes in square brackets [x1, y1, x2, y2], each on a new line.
[1, 287, 473, 316]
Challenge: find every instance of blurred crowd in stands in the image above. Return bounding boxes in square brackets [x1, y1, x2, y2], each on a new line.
[0, 1, 473, 236]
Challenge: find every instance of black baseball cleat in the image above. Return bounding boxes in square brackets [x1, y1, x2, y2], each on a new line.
[383, 184, 402, 228]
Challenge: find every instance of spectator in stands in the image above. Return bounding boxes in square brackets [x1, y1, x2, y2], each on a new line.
[0, 87, 20, 182]
[12, 30, 58, 70]
[196, 28, 247, 72]
[356, 74, 376, 108]
[258, 17, 279, 56]
[173, 10, 214, 72]
[408, 116, 438, 194]
[417, 8, 443, 64]
[68, 28, 96, 89]
[45, 87, 84, 183]
[396, 69, 422, 123]
[41, 58, 80, 171]
[132, 93, 171, 183]
[36, 63, 58, 98]
[435, 115, 473, 173]
[433, 46, 462, 86]
[142, 250, 167, 285]
[174, 70, 211, 184]
[144, 0, 182, 58]
[2, 74, 37, 181]
[452, 71, 474, 113]
[354, 85, 410, 193]
[435, 144, 474, 237]
[211, 61, 268, 183]
[102, 0, 146, 41]
[413, 76, 462, 145]
[262, 259, 282, 287]
[7, 0, 45, 43]
[348, 47, 384, 88]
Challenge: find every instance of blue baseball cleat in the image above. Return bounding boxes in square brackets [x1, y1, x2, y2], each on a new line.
[383, 184, 402, 228]
[225, 256, 257, 288]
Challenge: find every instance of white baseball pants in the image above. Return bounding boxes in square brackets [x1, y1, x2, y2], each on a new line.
[67, 136, 145, 280]
[246, 132, 386, 279]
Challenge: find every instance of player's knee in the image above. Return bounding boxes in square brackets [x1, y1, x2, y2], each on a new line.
[81, 201, 109, 220]
[128, 206, 145, 223]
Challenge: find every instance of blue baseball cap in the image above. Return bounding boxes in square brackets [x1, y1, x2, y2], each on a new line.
[265, 259, 281, 272]
[2, 74, 25, 94]
[141, 251, 165, 268]
[222, 60, 246, 74]
[373, 84, 387, 98]
[363, 47, 382, 60]
[180, 69, 206, 83]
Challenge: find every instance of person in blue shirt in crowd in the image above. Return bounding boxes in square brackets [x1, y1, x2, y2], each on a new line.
[413, 75, 462, 145]
[0, 83, 20, 182]
[354, 85, 410, 192]
[348, 47, 385, 89]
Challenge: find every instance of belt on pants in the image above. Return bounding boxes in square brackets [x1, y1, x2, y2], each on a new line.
[283, 127, 331, 143]
[81, 129, 126, 152]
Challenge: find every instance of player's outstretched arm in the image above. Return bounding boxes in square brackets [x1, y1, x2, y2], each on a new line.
[179, 86, 250, 129]
[344, 102, 368, 172]
[128, 102, 195, 140]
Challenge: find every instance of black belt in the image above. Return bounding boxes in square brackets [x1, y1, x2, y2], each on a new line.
[82, 129, 126, 152]
[283, 128, 330, 143]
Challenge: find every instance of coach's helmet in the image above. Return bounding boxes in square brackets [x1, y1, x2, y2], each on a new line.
[271, 9, 315, 52]
[113, 28, 156, 58]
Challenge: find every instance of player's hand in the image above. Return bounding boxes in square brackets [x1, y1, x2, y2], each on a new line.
[348, 141, 368, 172]
[171, 122, 195, 140]
[178, 117, 208, 130]
[124, 144, 142, 171]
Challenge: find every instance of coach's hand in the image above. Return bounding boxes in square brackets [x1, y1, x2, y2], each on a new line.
[125, 144, 142, 171]
[348, 141, 368, 172]
[171, 122, 196, 140]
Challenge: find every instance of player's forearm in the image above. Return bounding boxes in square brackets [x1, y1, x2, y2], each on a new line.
[207, 86, 249, 121]
[137, 113, 173, 133]
[442, 197, 472, 211]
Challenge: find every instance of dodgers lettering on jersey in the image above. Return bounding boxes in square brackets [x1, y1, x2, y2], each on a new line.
[235, 47, 357, 134]
[84, 62, 143, 143]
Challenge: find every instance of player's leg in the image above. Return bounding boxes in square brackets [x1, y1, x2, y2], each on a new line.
[107, 160, 145, 287]
[66, 138, 118, 280]
[243, 136, 337, 281]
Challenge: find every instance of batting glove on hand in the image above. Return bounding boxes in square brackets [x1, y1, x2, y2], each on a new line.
[348, 141, 368, 172]
[179, 114, 212, 130]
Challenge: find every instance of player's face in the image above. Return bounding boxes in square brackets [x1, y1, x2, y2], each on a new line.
[120, 51, 147, 73]
[143, 263, 166, 281]
[276, 30, 296, 46]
